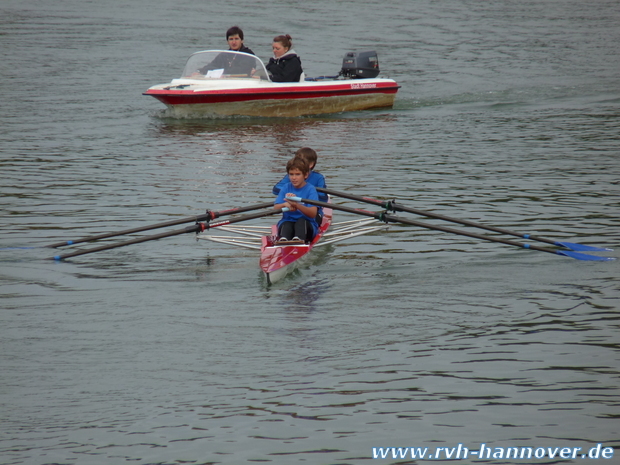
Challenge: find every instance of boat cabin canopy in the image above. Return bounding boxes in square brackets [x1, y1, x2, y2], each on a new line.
[181, 50, 270, 81]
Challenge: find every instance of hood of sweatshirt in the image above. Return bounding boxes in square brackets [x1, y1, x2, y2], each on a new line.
[272, 49, 298, 61]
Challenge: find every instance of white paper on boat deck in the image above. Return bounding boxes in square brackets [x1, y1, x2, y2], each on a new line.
[206, 69, 224, 78]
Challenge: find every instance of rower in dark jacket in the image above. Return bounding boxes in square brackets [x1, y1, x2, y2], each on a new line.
[266, 34, 304, 82]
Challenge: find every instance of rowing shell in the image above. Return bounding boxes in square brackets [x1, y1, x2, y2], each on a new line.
[260, 207, 333, 284]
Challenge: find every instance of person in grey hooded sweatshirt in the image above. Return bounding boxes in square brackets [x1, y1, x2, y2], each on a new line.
[266, 34, 304, 82]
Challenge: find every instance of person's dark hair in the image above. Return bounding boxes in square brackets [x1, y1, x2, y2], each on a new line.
[226, 26, 244, 40]
[273, 34, 293, 50]
[286, 157, 309, 175]
[295, 147, 317, 168]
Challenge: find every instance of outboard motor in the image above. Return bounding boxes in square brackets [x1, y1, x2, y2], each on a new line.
[340, 51, 380, 79]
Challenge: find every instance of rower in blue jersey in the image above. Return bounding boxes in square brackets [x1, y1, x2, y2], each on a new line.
[274, 157, 319, 244]
[272, 147, 327, 225]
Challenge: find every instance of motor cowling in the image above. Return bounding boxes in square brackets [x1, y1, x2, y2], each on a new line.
[340, 51, 380, 79]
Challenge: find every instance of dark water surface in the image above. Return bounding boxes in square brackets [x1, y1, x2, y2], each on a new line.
[1, 0, 619, 464]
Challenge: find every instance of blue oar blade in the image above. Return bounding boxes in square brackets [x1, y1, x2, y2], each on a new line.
[556, 250, 616, 261]
[555, 241, 613, 252]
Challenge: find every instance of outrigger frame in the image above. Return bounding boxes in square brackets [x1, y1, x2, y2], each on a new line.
[196, 212, 389, 284]
[197, 218, 389, 249]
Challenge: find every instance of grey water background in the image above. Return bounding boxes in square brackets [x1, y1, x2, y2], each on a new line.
[1, 0, 619, 464]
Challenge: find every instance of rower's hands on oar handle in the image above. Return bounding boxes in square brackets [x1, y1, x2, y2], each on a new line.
[275, 195, 317, 218]
[284, 193, 299, 211]
[275, 194, 299, 211]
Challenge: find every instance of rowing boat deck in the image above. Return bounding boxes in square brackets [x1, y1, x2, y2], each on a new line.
[260, 208, 333, 284]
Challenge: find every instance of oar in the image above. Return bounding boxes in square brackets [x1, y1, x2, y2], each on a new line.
[317, 187, 611, 252]
[287, 197, 614, 262]
[52, 208, 285, 261]
[46, 201, 273, 248]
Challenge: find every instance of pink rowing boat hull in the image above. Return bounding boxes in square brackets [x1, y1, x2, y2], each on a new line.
[260, 207, 333, 284]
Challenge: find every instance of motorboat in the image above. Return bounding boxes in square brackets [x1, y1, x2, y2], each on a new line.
[143, 50, 400, 117]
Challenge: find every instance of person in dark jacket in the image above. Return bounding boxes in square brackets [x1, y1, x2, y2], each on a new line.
[224, 25, 254, 55]
[199, 26, 256, 75]
[266, 34, 303, 82]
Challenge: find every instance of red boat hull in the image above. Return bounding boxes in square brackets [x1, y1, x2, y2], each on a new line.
[260, 207, 333, 284]
[144, 81, 399, 117]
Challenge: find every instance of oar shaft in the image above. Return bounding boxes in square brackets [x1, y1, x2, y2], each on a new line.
[52, 207, 284, 261]
[208, 202, 274, 220]
[206, 207, 284, 228]
[317, 187, 609, 251]
[317, 187, 388, 208]
[319, 186, 542, 236]
[377, 213, 612, 260]
[383, 213, 558, 255]
[290, 196, 608, 260]
[53, 224, 202, 260]
[47, 201, 273, 248]
[47, 217, 206, 249]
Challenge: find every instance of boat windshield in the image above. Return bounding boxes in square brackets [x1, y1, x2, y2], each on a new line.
[181, 51, 270, 81]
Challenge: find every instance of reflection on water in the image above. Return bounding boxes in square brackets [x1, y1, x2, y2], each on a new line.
[278, 278, 332, 313]
[151, 112, 399, 141]
[148, 114, 403, 189]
